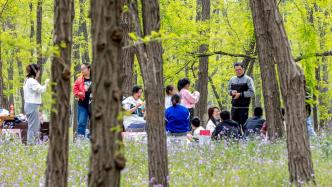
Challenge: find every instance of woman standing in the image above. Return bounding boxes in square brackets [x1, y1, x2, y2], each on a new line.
[177, 78, 200, 121]
[23, 64, 49, 144]
[206, 106, 221, 133]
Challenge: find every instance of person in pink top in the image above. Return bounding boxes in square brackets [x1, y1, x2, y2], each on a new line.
[177, 78, 200, 121]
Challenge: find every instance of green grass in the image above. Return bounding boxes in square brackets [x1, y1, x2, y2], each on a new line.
[0, 134, 331, 186]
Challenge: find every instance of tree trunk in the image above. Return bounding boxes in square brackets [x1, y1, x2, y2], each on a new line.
[88, 0, 125, 186]
[78, 0, 90, 64]
[195, 0, 210, 125]
[313, 66, 319, 131]
[253, 32, 284, 140]
[0, 37, 4, 108]
[45, 0, 73, 186]
[29, 2, 35, 59]
[7, 52, 14, 105]
[120, 0, 135, 98]
[36, 0, 43, 82]
[131, 0, 169, 185]
[250, 0, 315, 184]
[16, 50, 25, 113]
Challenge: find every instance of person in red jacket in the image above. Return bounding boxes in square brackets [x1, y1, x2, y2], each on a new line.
[73, 63, 92, 137]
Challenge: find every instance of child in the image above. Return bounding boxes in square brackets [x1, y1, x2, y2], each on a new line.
[188, 117, 205, 141]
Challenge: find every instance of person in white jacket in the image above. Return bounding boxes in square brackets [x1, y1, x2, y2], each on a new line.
[206, 106, 221, 134]
[23, 64, 49, 144]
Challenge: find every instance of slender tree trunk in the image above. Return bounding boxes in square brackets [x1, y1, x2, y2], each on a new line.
[88, 0, 126, 186]
[78, 0, 90, 64]
[16, 50, 24, 113]
[250, 0, 315, 184]
[313, 66, 319, 131]
[29, 2, 35, 59]
[45, 0, 73, 186]
[36, 0, 43, 82]
[130, 0, 169, 185]
[0, 37, 4, 108]
[120, 0, 135, 98]
[7, 52, 14, 105]
[195, 0, 210, 125]
[318, 10, 329, 127]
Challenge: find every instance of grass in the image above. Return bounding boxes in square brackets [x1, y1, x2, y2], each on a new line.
[0, 133, 331, 186]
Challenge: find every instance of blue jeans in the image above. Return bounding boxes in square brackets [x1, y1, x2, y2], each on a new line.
[126, 123, 146, 132]
[77, 105, 90, 136]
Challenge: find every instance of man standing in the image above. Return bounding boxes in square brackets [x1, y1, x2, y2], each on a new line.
[73, 63, 92, 137]
[228, 62, 255, 131]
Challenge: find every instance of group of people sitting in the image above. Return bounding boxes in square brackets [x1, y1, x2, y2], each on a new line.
[121, 77, 267, 141]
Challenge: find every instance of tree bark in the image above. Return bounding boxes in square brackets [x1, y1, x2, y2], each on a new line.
[16, 50, 24, 113]
[29, 2, 35, 59]
[250, 0, 315, 184]
[36, 0, 43, 82]
[45, 0, 73, 186]
[7, 52, 13, 105]
[88, 0, 126, 186]
[0, 36, 4, 108]
[130, 0, 169, 185]
[120, 0, 135, 98]
[195, 0, 210, 125]
[78, 0, 90, 64]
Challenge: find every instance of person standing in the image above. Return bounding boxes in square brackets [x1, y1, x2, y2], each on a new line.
[178, 78, 200, 121]
[73, 63, 92, 137]
[228, 62, 255, 131]
[23, 64, 49, 144]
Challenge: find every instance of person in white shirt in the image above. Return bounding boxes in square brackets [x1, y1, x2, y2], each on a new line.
[206, 106, 221, 134]
[23, 64, 49, 144]
[191, 117, 205, 141]
[122, 85, 146, 132]
[165, 85, 176, 109]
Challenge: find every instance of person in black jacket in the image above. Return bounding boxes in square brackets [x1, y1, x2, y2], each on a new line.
[212, 110, 242, 140]
[243, 107, 266, 137]
[228, 62, 255, 131]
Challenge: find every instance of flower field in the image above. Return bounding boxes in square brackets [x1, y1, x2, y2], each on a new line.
[1, 134, 331, 186]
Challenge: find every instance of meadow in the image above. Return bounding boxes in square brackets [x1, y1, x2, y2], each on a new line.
[1, 134, 331, 186]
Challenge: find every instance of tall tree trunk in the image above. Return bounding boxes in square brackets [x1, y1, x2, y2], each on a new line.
[45, 0, 73, 186]
[88, 0, 126, 186]
[313, 66, 319, 131]
[250, 0, 315, 184]
[7, 52, 14, 105]
[120, 0, 135, 98]
[195, 0, 210, 125]
[131, 0, 169, 185]
[16, 50, 25, 113]
[78, 0, 90, 64]
[29, 2, 35, 59]
[318, 10, 329, 127]
[0, 37, 4, 108]
[36, 0, 43, 82]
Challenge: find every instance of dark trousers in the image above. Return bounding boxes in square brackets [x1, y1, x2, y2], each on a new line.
[231, 107, 249, 130]
[188, 108, 194, 131]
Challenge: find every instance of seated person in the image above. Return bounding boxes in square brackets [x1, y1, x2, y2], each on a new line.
[212, 110, 242, 140]
[243, 107, 266, 137]
[122, 86, 146, 132]
[165, 94, 190, 136]
[190, 117, 205, 141]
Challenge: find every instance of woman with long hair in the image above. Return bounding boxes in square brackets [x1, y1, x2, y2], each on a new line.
[23, 64, 49, 144]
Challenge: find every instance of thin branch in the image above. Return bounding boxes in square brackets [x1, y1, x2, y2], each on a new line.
[294, 50, 332, 62]
[190, 50, 255, 59]
[0, 0, 10, 19]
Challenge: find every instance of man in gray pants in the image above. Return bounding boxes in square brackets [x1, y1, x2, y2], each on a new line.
[228, 62, 255, 132]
